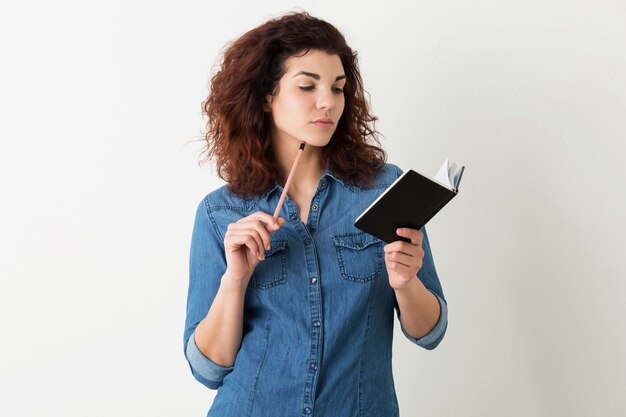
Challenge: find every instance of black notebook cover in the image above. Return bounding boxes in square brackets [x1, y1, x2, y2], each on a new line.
[354, 170, 458, 243]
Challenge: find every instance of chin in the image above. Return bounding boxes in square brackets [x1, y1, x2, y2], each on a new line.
[303, 140, 328, 148]
[302, 134, 333, 148]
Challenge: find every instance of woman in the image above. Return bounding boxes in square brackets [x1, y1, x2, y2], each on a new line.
[184, 11, 448, 417]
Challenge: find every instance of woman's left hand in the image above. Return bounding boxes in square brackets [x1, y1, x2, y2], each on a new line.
[384, 228, 424, 291]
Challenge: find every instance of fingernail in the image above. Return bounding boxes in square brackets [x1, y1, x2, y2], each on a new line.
[273, 223, 280, 229]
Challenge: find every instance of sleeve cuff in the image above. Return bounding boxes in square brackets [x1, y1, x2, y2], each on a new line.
[186, 331, 234, 388]
[400, 291, 448, 350]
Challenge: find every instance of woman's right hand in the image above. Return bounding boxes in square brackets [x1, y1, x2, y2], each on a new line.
[223, 211, 286, 287]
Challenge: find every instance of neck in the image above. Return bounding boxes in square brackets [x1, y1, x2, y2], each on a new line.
[273, 141, 325, 196]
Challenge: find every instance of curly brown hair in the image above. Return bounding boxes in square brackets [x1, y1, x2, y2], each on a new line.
[200, 11, 386, 198]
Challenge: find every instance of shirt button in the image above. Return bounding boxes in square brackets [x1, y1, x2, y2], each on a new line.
[303, 407, 312, 415]
[310, 362, 317, 370]
[311, 204, 318, 211]
[290, 213, 297, 221]
[313, 320, 321, 327]
[319, 181, 325, 188]
[304, 238, 311, 246]
[310, 277, 317, 284]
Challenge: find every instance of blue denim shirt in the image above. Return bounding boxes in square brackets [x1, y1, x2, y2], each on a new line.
[184, 163, 448, 417]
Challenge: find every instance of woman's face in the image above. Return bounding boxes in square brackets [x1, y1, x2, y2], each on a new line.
[265, 49, 346, 149]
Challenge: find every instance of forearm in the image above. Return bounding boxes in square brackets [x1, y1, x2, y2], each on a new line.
[394, 277, 441, 340]
[193, 272, 247, 367]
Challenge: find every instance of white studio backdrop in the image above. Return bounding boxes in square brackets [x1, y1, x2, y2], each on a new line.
[1, 1, 625, 416]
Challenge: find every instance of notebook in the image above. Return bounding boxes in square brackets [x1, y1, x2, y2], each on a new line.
[354, 159, 465, 243]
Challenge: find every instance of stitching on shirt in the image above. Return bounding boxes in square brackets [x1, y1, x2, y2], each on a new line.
[247, 318, 272, 416]
[205, 194, 262, 212]
[358, 269, 376, 417]
[205, 203, 259, 250]
[331, 233, 383, 283]
[250, 240, 288, 290]
[203, 197, 226, 251]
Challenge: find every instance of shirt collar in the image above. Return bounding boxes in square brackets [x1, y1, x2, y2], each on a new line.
[321, 167, 347, 186]
[261, 167, 348, 201]
[261, 182, 281, 202]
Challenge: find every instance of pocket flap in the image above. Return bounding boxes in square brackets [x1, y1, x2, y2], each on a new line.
[264, 239, 288, 256]
[332, 233, 379, 250]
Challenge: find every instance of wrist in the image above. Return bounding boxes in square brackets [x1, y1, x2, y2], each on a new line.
[221, 270, 250, 295]
[392, 275, 420, 293]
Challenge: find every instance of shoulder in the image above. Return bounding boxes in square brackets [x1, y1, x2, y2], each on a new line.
[199, 184, 262, 213]
[358, 162, 403, 190]
[194, 185, 263, 241]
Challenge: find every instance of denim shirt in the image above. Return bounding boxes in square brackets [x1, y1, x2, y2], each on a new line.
[184, 163, 448, 417]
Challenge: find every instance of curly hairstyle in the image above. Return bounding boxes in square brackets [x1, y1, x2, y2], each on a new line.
[200, 11, 386, 198]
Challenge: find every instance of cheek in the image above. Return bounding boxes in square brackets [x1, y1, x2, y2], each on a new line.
[286, 93, 311, 111]
[276, 94, 308, 119]
[271, 99, 294, 125]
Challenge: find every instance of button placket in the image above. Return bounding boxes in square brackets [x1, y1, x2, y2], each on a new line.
[295, 219, 322, 413]
[307, 180, 326, 232]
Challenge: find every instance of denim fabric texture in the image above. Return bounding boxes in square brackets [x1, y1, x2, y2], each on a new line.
[184, 163, 448, 417]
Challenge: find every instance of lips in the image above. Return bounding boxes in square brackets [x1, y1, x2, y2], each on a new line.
[312, 118, 333, 128]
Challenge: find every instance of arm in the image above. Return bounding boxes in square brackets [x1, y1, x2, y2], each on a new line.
[385, 227, 448, 349]
[184, 199, 284, 389]
[394, 273, 441, 340]
[192, 272, 247, 368]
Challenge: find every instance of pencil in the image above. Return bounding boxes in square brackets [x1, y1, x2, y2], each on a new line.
[273, 141, 306, 219]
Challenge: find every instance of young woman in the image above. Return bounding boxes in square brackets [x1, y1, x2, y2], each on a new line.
[184, 11, 448, 417]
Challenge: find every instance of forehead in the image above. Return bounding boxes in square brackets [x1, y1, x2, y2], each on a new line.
[283, 49, 345, 76]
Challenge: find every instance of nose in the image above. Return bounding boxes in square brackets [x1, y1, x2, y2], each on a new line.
[316, 89, 337, 111]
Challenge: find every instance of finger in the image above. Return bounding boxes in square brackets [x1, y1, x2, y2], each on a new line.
[230, 220, 272, 250]
[264, 216, 286, 235]
[249, 229, 267, 257]
[226, 223, 266, 255]
[385, 259, 414, 275]
[385, 251, 422, 268]
[247, 211, 282, 231]
[226, 232, 264, 259]
[383, 241, 402, 254]
[395, 228, 423, 245]
[383, 241, 418, 256]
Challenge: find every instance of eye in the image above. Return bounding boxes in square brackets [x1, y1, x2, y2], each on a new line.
[332, 86, 344, 94]
[299, 86, 314, 91]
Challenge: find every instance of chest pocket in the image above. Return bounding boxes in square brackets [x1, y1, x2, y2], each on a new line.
[250, 239, 288, 290]
[332, 232, 384, 283]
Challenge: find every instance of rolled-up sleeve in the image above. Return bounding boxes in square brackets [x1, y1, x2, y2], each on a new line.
[183, 197, 234, 389]
[398, 291, 448, 350]
[185, 330, 234, 389]
[395, 226, 448, 350]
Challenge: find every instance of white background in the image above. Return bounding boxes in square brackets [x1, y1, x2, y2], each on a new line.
[1, 1, 625, 416]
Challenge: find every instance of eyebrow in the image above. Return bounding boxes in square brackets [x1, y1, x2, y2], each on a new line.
[292, 71, 346, 81]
